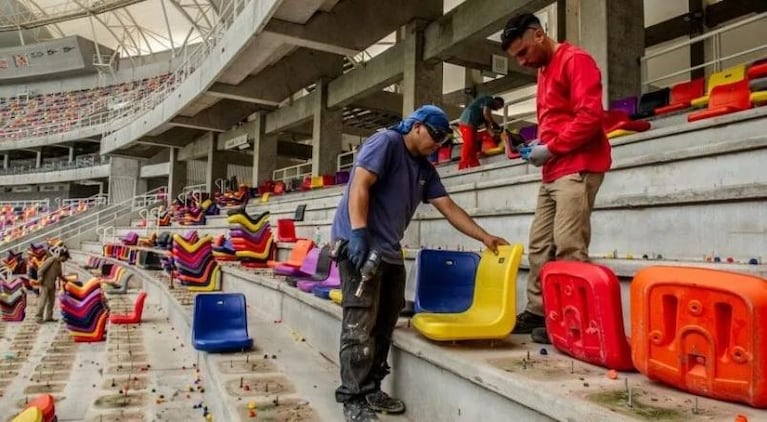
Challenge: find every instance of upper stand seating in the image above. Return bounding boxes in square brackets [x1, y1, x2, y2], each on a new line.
[631, 87, 670, 119]
[688, 79, 752, 122]
[749, 57, 767, 105]
[604, 96, 651, 139]
[690, 64, 747, 108]
[654, 78, 705, 115]
[412, 244, 523, 341]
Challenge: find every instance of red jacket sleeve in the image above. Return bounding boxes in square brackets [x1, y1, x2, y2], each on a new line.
[547, 53, 605, 155]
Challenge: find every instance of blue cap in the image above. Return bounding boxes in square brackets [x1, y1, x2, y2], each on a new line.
[406, 105, 450, 132]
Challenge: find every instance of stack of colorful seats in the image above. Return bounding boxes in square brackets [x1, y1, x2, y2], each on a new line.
[227, 209, 274, 267]
[26, 244, 48, 291]
[172, 232, 220, 291]
[3, 250, 27, 275]
[216, 184, 250, 208]
[60, 278, 108, 342]
[0, 276, 26, 321]
[212, 234, 237, 261]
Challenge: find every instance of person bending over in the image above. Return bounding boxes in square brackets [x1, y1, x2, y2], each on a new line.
[457, 95, 505, 169]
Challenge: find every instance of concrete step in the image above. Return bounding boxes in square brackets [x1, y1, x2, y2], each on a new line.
[80, 240, 104, 254]
[238, 107, 767, 212]
[69, 250, 408, 422]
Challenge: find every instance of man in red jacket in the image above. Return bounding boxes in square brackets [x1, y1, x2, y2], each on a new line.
[501, 13, 611, 343]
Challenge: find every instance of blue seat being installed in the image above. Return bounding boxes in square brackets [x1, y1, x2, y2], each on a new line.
[192, 293, 253, 352]
[415, 249, 480, 313]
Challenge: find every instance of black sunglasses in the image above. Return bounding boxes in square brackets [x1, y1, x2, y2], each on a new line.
[423, 122, 452, 145]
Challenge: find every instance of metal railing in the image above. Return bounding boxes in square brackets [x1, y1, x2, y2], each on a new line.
[0, 186, 167, 256]
[1, 193, 107, 234]
[0, 154, 111, 175]
[61, 193, 109, 209]
[0, 199, 49, 209]
[641, 12, 767, 90]
[180, 183, 206, 200]
[273, 162, 312, 183]
[0, 0, 249, 142]
[130, 186, 168, 211]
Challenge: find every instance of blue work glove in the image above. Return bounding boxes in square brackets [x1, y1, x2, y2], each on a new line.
[521, 144, 552, 167]
[347, 228, 370, 270]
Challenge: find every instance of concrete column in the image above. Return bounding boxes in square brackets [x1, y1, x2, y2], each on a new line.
[401, 19, 444, 115]
[252, 113, 277, 186]
[168, 147, 187, 203]
[311, 78, 343, 177]
[572, 0, 644, 103]
[68, 147, 74, 163]
[205, 133, 228, 194]
[36, 150, 42, 168]
[3, 154, 8, 169]
[108, 157, 141, 204]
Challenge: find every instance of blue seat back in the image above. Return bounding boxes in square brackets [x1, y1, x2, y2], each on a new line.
[193, 293, 249, 341]
[415, 249, 480, 313]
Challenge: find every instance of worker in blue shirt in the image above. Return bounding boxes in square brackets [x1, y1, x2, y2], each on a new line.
[331, 105, 509, 421]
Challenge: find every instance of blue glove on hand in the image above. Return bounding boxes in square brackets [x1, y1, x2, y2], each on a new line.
[348, 228, 370, 269]
[527, 144, 552, 166]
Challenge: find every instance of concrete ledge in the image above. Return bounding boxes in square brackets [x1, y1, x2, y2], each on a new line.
[0, 163, 110, 185]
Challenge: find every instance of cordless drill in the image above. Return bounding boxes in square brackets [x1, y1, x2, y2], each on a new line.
[355, 250, 382, 297]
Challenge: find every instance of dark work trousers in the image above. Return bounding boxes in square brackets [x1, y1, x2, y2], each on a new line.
[335, 254, 406, 403]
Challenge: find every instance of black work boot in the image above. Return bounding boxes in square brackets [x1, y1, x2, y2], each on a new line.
[511, 311, 546, 334]
[531, 327, 551, 344]
[343, 398, 379, 421]
[366, 390, 406, 414]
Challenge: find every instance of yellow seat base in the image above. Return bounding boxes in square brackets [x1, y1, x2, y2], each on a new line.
[412, 312, 516, 341]
[690, 95, 709, 108]
[11, 407, 43, 422]
[752, 90, 767, 106]
[412, 244, 523, 342]
[329, 289, 342, 305]
[607, 129, 637, 139]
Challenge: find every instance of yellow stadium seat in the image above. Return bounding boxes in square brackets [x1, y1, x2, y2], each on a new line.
[412, 244, 523, 341]
[12, 406, 43, 422]
[606, 129, 637, 139]
[172, 234, 214, 252]
[227, 214, 268, 233]
[310, 176, 324, 189]
[329, 289, 343, 305]
[690, 64, 747, 108]
[752, 91, 767, 106]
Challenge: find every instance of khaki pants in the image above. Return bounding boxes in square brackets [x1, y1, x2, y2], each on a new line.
[525, 172, 604, 315]
[36, 284, 56, 322]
